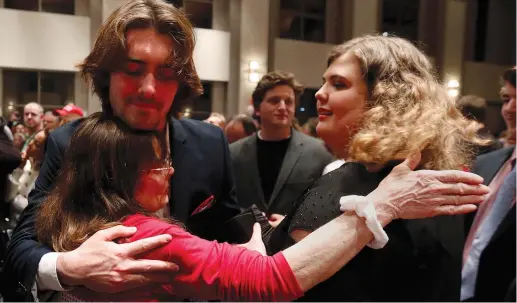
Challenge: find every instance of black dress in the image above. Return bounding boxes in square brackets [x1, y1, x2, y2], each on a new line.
[268, 162, 464, 302]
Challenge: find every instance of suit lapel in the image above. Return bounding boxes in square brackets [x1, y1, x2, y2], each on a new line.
[488, 204, 516, 246]
[268, 130, 303, 206]
[169, 118, 191, 222]
[476, 147, 514, 185]
[241, 134, 267, 210]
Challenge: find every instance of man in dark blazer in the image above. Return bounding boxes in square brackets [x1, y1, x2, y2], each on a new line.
[230, 71, 333, 227]
[231, 129, 332, 217]
[462, 67, 516, 302]
[462, 147, 515, 302]
[2, 1, 239, 300]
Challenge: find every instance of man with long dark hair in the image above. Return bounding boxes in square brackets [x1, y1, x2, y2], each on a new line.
[2, 1, 494, 301]
[4, 0, 241, 300]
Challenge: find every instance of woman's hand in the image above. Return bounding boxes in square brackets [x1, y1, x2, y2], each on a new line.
[269, 213, 286, 227]
[238, 223, 267, 256]
[368, 152, 489, 223]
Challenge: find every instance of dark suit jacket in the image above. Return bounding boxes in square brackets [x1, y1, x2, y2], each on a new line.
[465, 146, 516, 302]
[229, 130, 334, 216]
[2, 117, 241, 300]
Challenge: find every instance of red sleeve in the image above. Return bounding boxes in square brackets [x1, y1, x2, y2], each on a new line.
[125, 215, 304, 301]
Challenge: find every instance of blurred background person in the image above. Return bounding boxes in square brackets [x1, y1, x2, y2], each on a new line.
[498, 68, 516, 147]
[12, 123, 27, 137]
[42, 111, 61, 131]
[230, 71, 333, 228]
[6, 129, 48, 228]
[225, 114, 257, 144]
[301, 117, 319, 138]
[11, 133, 25, 151]
[0, 116, 21, 218]
[21, 102, 43, 152]
[462, 66, 516, 302]
[7, 110, 21, 129]
[204, 112, 226, 129]
[55, 104, 84, 124]
[457, 95, 501, 154]
[291, 117, 303, 132]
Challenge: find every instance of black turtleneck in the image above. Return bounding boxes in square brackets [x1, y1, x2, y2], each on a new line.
[256, 135, 291, 204]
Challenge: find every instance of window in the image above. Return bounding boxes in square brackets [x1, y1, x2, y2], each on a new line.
[279, 0, 326, 43]
[381, 0, 420, 42]
[469, 0, 516, 65]
[166, 0, 213, 29]
[2, 70, 75, 114]
[173, 81, 213, 120]
[5, 0, 75, 15]
[184, 0, 213, 29]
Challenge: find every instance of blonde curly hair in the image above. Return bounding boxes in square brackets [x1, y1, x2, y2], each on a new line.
[328, 35, 485, 170]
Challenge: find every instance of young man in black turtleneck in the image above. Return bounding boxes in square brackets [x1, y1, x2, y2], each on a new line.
[229, 71, 334, 227]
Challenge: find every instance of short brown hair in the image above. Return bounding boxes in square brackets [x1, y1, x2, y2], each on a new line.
[251, 71, 304, 111]
[502, 67, 516, 87]
[78, 0, 202, 114]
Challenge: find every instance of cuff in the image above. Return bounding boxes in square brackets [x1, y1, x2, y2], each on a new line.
[36, 252, 71, 291]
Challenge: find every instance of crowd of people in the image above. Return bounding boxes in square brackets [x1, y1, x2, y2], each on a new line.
[0, 0, 514, 302]
[1, 103, 85, 229]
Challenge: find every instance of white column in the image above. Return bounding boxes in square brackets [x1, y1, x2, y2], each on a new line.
[74, 73, 89, 115]
[351, 0, 380, 37]
[325, 0, 339, 44]
[0, 69, 3, 117]
[211, 82, 226, 114]
[102, 0, 127, 19]
[441, 0, 467, 87]
[84, 0, 128, 114]
[213, 0, 229, 31]
[267, 0, 279, 72]
[236, 0, 271, 115]
[227, 0, 242, 117]
[74, 0, 89, 16]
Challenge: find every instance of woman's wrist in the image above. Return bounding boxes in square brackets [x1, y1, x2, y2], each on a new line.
[364, 191, 397, 226]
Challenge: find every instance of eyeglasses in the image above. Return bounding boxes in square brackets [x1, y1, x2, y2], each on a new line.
[148, 158, 173, 174]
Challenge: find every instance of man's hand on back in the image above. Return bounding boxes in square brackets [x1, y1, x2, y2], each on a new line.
[56, 225, 178, 293]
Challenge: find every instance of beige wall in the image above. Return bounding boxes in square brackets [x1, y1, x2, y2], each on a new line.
[0, 9, 90, 71]
[1, 0, 513, 119]
[0, 69, 3, 116]
[274, 39, 335, 89]
[232, 0, 271, 115]
[440, 0, 468, 85]
[211, 82, 226, 114]
[351, 0, 379, 37]
[213, 0, 229, 31]
[462, 62, 509, 101]
[193, 29, 231, 82]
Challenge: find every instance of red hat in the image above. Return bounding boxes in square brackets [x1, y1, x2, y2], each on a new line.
[55, 104, 84, 117]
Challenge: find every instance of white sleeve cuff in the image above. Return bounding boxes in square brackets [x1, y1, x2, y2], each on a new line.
[36, 252, 71, 291]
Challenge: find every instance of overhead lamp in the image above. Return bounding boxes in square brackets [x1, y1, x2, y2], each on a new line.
[248, 61, 261, 83]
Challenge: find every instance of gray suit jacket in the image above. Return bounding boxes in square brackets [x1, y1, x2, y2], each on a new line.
[229, 130, 334, 215]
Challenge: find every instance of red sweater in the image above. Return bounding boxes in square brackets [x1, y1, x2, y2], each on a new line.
[64, 214, 302, 302]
